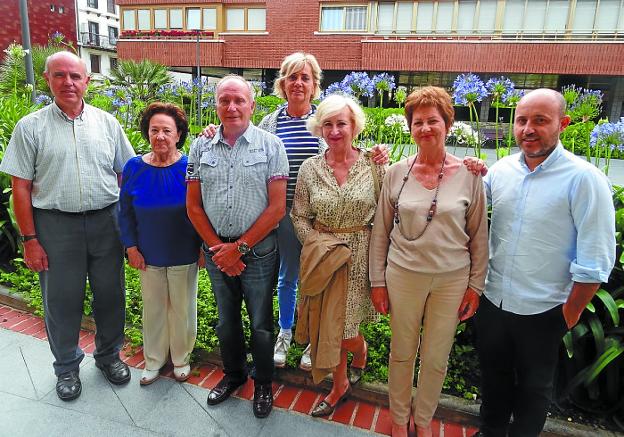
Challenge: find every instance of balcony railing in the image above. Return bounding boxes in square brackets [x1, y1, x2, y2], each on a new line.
[119, 30, 215, 40]
[80, 32, 118, 50]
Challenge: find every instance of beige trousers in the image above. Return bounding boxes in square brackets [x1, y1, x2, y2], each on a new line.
[140, 262, 198, 370]
[386, 262, 469, 426]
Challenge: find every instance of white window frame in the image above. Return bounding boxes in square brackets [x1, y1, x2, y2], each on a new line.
[320, 4, 369, 32]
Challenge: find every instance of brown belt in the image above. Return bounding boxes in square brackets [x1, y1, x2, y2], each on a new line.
[313, 220, 370, 234]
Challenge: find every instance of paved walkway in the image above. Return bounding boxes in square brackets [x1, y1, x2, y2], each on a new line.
[0, 305, 477, 437]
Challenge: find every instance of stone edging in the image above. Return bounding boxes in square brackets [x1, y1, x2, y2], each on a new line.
[0, 285, 615, 436]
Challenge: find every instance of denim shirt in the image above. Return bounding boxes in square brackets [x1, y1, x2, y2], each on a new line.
[483, 144, 616, 315]
[186, 123, 289, 238]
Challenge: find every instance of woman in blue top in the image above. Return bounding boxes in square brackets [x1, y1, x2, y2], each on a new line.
[119, 102, 201, 386]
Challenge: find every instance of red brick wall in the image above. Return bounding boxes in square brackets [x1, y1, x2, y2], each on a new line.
[0, 0, 77, 51]
[115, 0, 624, 76]
[361, 41, 624, 76]
[120, 40, 224, 65]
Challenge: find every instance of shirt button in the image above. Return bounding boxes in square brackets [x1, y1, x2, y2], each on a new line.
[229, 186, 232, 189]
[230, 165, 233, 168]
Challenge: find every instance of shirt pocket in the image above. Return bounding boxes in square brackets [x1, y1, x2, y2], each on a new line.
[242, 153, 268, 186]
[199, 153, 219, 183]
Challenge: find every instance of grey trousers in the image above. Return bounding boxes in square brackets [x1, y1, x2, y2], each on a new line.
[34, 205, 126, 376]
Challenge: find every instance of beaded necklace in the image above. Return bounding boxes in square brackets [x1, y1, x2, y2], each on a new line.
[393, 153, 446, 241]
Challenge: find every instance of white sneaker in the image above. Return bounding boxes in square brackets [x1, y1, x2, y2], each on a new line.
[273, 332, 292, 368]
[299, 344, 312, 371]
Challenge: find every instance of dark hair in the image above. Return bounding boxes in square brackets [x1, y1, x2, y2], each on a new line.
[139, 102, 189, 148]
[404, 86, 454, 131]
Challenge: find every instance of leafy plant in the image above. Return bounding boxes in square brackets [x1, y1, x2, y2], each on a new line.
[556, 186, 624, 430]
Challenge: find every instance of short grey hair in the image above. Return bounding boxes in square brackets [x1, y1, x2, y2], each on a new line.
[44, 51, 87, 74]
[307, 94, 366, 138]
[215, 74, 255, 101]
[273, 52, 322, 101]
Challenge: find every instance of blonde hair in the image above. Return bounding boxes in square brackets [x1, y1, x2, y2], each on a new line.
[273, 52, 322, 101]
[307, 94, 366, 138]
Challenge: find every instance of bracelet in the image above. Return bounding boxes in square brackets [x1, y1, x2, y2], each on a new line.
[20, 234, 37, 242]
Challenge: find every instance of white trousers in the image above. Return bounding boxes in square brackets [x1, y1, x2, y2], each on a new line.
[140, 262, 198, 370]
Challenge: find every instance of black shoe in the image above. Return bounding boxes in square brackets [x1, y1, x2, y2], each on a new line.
[96, 358, 131, 385]
[56, 370, 81, 401]
[206, 376, 246, 406]
[253, 382, 273, 418]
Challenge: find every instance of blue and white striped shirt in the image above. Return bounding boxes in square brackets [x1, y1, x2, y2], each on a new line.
[275, 107, 320, 205]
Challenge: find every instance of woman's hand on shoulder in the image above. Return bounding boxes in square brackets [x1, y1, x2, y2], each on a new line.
[458, 287, 480, 321]
[200, 124, 219, 139]
[370, 144, 390, 165]
[463, 157, 488, 176]
[371, 286, 390, 315]
[126, 246, 146, 271]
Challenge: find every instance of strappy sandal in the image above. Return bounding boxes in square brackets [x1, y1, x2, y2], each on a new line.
[311, 385, 352, 417]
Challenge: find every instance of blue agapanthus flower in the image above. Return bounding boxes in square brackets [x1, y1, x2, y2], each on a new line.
[502, 89, 525, 107]
[452, 73, 488, 106]
[341, 72, 375, 98]
[320, 82, 353, 100]
[35, 94, 52, 106]
[590, 120, 624, 151]
[372, 73, 396, 93]
[485, 76, 514, 100]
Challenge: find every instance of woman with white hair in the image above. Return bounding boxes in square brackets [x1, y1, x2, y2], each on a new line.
[258, 53, 387, 371]
[291, 94, 385, 417]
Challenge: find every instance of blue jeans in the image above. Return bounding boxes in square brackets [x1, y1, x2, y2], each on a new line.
[204, 233, 278, 383]
[276, 209, 302, 330]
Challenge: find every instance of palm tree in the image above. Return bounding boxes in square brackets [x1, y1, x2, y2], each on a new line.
[109, 59, 172, 102]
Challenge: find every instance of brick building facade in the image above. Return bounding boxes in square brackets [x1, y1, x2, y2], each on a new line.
[115, 0, 624, 119]
[0, 1, 77, 51]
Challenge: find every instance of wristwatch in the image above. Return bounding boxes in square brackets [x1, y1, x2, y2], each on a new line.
[20, 234, 37, 242]
[236, 240, 250, 255]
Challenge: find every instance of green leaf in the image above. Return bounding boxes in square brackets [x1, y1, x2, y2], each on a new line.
[563, 331, 574, 358]
[587, 313, 605, 354]
[583, 341, 624, 386]
[595, 289, 620, 327]
[586, 301, 596, 313]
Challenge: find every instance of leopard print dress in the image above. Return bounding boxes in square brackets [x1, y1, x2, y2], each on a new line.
[291, 150, 384, 339]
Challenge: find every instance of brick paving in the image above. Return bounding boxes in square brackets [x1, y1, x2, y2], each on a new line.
[0, 303, 479, 436]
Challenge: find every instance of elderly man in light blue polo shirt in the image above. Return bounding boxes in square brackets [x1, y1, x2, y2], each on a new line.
[186, 74, 288, 419]
[474, 89, 616, 437]
[0, 51, 135, 401]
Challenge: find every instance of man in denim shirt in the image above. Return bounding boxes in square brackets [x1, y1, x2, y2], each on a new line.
[474, 89, 616, 437]
[186, 75, 288, 419]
